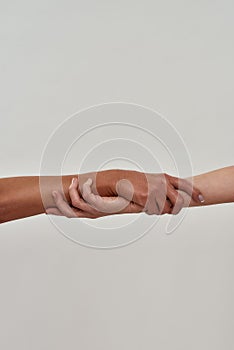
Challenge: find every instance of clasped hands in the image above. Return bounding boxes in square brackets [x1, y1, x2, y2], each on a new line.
[46, 170, 204, 219]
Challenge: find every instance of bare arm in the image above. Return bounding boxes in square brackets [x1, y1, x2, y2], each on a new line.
[182, 166, 234, 207]
[1, 166, 232, 224]
[0, 175, 74, 223]
[49, 166, 234, 217]
[0, 172, 145, 223]
[0, 169, 202, 223]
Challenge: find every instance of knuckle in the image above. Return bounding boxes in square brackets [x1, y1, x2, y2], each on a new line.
[71, 198, 80, 208]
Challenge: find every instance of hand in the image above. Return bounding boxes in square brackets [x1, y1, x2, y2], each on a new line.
[75, 170, 204, 216]
[47, 171, 204, 218]
[116, 172, 204, 215]
[46, 178, 143, 218]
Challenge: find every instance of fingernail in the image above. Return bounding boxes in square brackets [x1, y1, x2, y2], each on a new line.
[198, 194, 205, 203]
[72, 177, 76, 184]
[52, 191, 57, 198]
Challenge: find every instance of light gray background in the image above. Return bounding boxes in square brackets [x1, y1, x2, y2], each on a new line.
[0, 0, 234, 349]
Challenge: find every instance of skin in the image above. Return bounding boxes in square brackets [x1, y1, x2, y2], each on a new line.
[48, 166, 234, 218]
[0, 169, 203, 223]
[0, 167, 233, 223]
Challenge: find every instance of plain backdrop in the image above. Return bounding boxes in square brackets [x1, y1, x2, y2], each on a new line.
[0, 1, 234, 349]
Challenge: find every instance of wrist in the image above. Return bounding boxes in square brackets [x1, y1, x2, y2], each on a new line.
[96, 169, 147, 203]
[96, 169, 126, 196]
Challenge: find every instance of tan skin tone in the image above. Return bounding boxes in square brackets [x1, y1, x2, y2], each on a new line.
[0, 169, 201, 223]
[0, 167, 233, 223]
[47, 166, 234, 218]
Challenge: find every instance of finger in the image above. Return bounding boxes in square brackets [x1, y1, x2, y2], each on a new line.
[82, 178, 100, 207]
[82, 179, 130, 214]
[70, 178, 143, 216]
[144, 193, 160, 215]
[71, 178, 133, 216]
[167, 187, 185, 215]
[46, 205, 99, 219]
[169, 176, 205, 204]
[46, 207, 64, 216]
[155, 192, 172, 215]
[52, 191, 77, 218]
[119, 201, 143, 214]
[73, 211, 99, 219]
[69, 178, 98, 214]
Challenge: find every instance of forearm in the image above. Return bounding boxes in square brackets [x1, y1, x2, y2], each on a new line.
[183, 166, 234, 207]
[81, 167, 234, 208]
[78, 169, 146, 200]
[0, 175, 74, 223]
[1, 166, 233, 223]
[0, 171, 133, 223]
